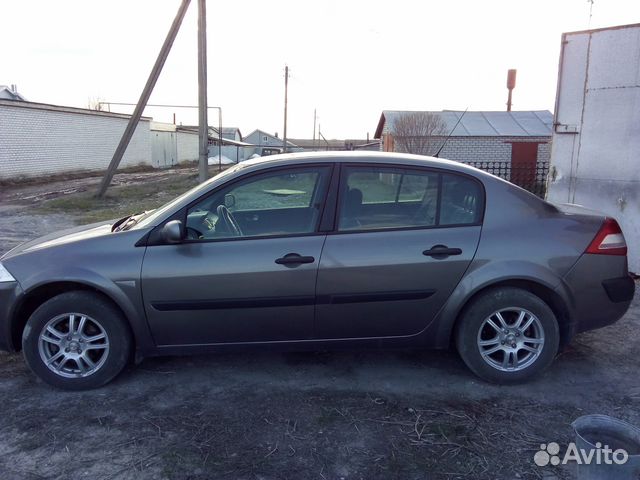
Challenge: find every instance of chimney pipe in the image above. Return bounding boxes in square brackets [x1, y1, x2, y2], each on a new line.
[506, 69, 517, 112]
[10, 84, 17, 93]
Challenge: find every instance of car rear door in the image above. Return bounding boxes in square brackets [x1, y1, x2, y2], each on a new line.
[315, 164, 484, 339]
[141, 164, 333, 346]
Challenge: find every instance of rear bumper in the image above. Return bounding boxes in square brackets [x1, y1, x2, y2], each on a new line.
[0, 281, 22, 352]
[602, 276, 635, 303]
[561, 254, 635, 336]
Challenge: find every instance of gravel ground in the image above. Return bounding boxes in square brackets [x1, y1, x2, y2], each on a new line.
[0, 170, 638, 479]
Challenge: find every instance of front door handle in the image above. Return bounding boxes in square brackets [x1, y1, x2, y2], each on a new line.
[275, 253, 315, 265]
[422, 245, 463, 258]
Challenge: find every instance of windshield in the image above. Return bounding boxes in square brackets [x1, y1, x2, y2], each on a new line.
[131, 164, 245, 229]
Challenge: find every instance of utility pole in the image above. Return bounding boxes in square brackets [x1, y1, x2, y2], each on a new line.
[97, 0, 191, 197]
[283, 65, 289, 153]
[313, 108, 316, 149]
[197, 0, 209, 183]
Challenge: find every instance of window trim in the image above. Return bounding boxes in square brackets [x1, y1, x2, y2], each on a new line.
[149, 163, 335, 245]
[332, 163, 485, 235]
[319, 162, 342, 232]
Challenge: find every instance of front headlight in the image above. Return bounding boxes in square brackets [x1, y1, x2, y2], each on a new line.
[0, 262, 16, 283]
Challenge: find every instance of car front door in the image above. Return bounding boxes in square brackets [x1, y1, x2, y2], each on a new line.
[315, 164, 484, 339]
[141, 164, 333, 346]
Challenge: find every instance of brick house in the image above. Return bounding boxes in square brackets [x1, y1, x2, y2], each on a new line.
[374, 110, 553, 192]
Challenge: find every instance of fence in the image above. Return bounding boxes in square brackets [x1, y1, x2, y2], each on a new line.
[464, 161, 549, 198]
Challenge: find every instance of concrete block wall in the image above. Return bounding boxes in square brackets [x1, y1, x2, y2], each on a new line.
[176, 131, 199, 163]
[0, 101, 151, 180]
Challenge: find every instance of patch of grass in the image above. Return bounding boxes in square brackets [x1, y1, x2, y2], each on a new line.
[37, 172, 199, 224]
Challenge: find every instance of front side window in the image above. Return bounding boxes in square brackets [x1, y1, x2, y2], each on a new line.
[338, 166, 483, 231]
[186, 166, 331, 240]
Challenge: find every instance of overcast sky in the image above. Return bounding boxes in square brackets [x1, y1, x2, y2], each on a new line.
[2, 0, 640, 139]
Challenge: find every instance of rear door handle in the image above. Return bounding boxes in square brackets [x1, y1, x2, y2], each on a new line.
[275, 253, 315, 265]
[422, 245, 463, 258]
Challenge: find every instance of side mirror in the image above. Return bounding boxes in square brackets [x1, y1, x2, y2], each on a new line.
[161, 219, 184, 244]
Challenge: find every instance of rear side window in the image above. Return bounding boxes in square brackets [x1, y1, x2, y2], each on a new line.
[440, 173, 483, 226]
[337, 166, 483, 232]
[339, 167, 439, 230]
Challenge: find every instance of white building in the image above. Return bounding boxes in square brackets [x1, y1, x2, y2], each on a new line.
[0, 85, 27, 101]
[150, 122, 200, 168]
[0, 99, 152, 180]
[546, 23, 640, 273]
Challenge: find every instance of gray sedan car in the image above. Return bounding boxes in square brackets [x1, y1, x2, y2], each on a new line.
[0, 152, 634, 389]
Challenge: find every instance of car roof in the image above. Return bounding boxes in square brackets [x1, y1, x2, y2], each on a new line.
[238, 151, 492, 178]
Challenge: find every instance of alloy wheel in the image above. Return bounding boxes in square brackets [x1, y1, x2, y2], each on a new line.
[476, 307, 545, 372]
[38, 313, 110, 378]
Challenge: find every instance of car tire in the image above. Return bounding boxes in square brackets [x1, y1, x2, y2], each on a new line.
[22, 291, 132, 390]
[455, 287, 559, 384]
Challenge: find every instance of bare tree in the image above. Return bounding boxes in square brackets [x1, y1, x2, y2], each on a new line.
[391, 112, 448, 155]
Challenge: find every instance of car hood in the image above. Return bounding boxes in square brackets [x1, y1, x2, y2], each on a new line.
[1, 220, 115, 260]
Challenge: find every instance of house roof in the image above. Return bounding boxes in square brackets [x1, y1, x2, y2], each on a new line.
[288, 138, 377, 148]
[0, 85, 27, 101]
[564, 21, 640, 37]
[176, 125, 254, 146]
[374, 110, 553, 139]
[221, 127, 242, 137]
[245, 129, 298, 147]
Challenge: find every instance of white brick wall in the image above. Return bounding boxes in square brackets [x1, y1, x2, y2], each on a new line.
[176, 131, 199, 163]
[0, 101, 152, 180]
[435, 136, 551, 164]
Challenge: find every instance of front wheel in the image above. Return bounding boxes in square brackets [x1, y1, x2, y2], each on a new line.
[22, 291, 132, 390]
[455, 287, 559, 384]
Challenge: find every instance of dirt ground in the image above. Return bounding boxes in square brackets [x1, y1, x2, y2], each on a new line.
[0, 169, 639, 480]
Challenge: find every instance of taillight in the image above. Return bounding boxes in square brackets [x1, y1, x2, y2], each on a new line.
[585, 218, 627, 256]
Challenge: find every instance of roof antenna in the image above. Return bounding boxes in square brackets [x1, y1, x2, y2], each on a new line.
[434, 108, 468, 158]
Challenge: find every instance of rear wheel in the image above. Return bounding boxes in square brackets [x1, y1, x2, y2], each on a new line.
[22, 291, 132, 390]
[455, 287, 559, 384]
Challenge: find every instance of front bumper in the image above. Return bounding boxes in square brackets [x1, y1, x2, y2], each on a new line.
[561, 254, 635, 336]
[0, 281, 22, 352]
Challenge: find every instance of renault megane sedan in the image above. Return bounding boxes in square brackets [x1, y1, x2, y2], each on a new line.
[0, 152, 634, 389]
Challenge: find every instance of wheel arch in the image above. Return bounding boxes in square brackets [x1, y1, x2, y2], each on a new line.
[10, 281, 138, 353]
[449, 278, 573, 347]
